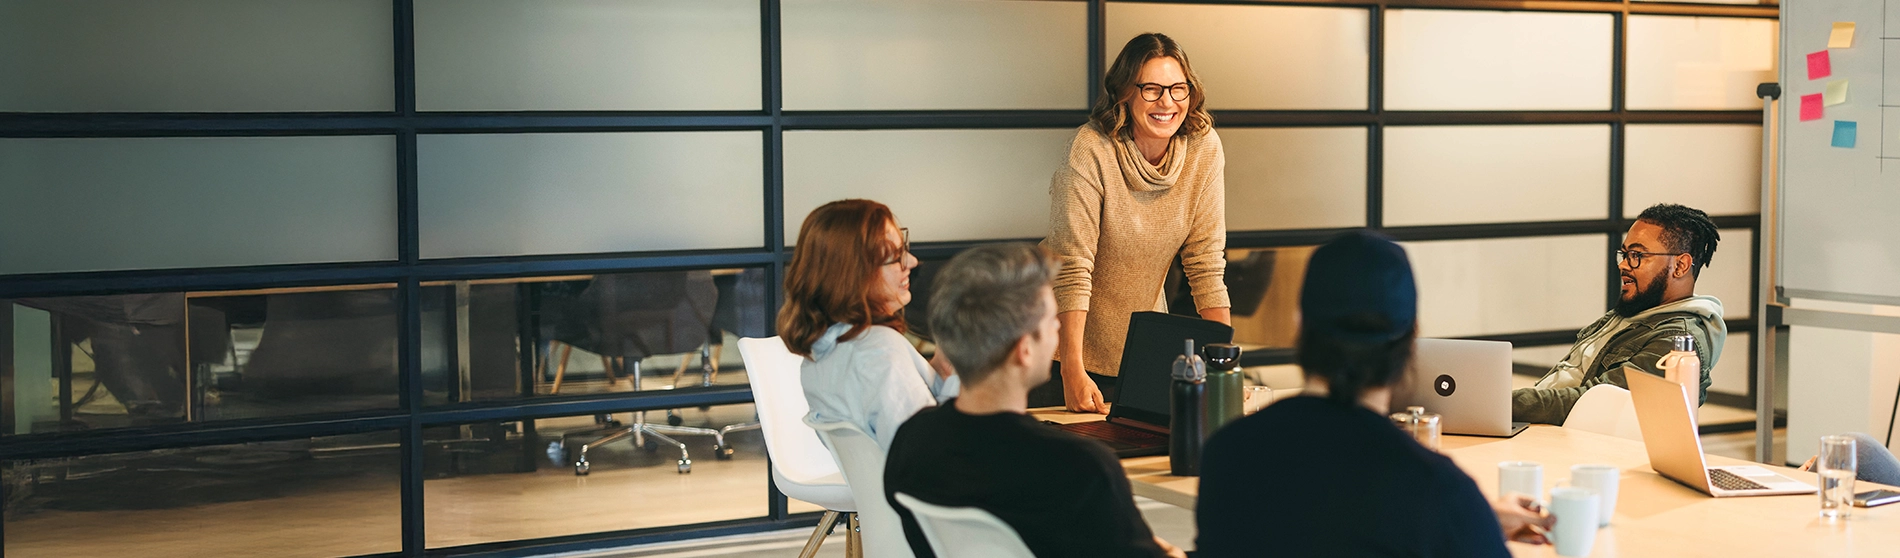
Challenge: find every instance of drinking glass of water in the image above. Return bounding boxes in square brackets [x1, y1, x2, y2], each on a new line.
[1818, 434, 1858, 519]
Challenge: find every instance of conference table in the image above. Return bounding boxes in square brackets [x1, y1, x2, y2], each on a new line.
[1031, 407, 1900, 557]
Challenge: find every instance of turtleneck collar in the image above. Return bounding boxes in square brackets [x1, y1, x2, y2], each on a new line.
[1113, 132, 1188, 192]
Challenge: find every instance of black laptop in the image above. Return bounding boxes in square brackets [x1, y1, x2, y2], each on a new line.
[1055, 311, 1235, 457]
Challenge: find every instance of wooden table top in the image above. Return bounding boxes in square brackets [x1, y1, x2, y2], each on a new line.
[1029, 407, 1900, 557]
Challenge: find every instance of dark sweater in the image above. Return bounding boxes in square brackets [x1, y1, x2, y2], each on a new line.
[1195, 396, 1509, 558]
[883, 399, 1168, 558]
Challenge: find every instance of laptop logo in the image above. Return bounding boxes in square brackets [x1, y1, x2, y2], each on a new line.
[1434, 374, 1456, 397]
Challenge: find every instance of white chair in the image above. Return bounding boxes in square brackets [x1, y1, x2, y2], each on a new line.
[807, 418, 916, 558]
[739, 337, 858, 558]
[892, 493, 1035, 558]
[1564, 384, 1644, 441]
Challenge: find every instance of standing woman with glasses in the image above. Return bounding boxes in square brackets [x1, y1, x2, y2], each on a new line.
[781, 199, 958, 449]
[1041, 33, 1230, 412]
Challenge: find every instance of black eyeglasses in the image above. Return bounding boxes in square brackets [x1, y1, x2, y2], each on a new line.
[1614, 249, 1685, 267]
[882, 228, 910, 266]
[1137, 82, 1191, 102]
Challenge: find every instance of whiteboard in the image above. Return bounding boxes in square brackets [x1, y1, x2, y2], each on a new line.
[1779, 0, 1900, 301]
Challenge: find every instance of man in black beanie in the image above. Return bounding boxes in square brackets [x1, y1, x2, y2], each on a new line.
[1194, 231, 1552, 557]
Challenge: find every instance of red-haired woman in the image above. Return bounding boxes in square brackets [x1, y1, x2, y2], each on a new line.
[780, 199, 957, 450]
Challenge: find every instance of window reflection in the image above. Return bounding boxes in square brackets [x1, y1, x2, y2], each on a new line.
[422, 404, 768, 548]
[1215, 247, 1314, 351]
[420, 268, 770, 405]
[4, 431, 402, 557]
[4, 286, 401, 433]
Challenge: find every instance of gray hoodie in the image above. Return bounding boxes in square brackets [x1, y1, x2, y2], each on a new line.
[1511, 295, 1726, 425]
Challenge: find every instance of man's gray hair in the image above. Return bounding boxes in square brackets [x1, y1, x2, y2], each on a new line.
[927, 243, 1060, 386]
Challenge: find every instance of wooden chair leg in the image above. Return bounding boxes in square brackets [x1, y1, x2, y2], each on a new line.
[601, 355, 621, 385]
[846, 513, 862, 558]
[549, 343, 573, 394]
[797, 510, 839, 558]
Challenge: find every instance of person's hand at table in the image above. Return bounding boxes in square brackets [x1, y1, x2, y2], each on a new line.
[1153, 535, 1187, 558]
[1494, 493, 1554, 545]
[1064, 369, 1107, 413]
[1057, 311, 1107, 414]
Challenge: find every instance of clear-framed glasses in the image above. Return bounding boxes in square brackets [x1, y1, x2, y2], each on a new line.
[1614, 248, 1685, 268]
[881, 228, 910, 266]
[1137, 82, 1191, 102]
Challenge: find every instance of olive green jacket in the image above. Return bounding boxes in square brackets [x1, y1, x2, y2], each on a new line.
[1511, 296, 1726, 425]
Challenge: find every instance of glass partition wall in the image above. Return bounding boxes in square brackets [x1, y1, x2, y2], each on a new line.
[0, 0, 1777, 556]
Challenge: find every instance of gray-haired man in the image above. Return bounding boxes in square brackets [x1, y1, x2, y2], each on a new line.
[882, 243, 1184, 558]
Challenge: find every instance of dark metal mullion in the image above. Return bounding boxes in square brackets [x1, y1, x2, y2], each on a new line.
[1606, 6, 1629, 313]
[0, 414, 411, 460]
[398, 278, 428, 556]
[1088, 0, 1106, 109]
[393, 0, 426, 554]
[0, 384, 756, 460]
[761, 0, 790, 523]
[0, 109, 1764, 138]
[1747, 219, 1764, 405]
[1367, 5, 1385, 230]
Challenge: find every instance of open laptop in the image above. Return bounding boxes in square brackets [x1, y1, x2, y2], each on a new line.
[1389, 338, 1529, 437]
[1055, 311, 1234, 457]
[1627, 367, 1815, 497]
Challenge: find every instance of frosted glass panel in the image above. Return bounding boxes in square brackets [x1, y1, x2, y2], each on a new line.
[0, 137, 398, 275]
[1405, 235, 1607, 338]
[1105, 4, 1368, 110]
[1222, 127, 1366, 230]
[782, 0, 1085, 110]
[1385, 10, 1612, 111]
[1626, 16, 1777, 110]
[1682, 228, 1754, 320]
[1384, 125, 1609, 227]
[0, 0, 392, 112]
[784, 129, 1072, 243]
[418, 132, 763, 258]
[414, 0, 760, 111]
[1625, 125, 1762, 217]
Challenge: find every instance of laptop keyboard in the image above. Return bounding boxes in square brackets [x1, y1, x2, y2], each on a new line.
[1059, 420, 1166, 445]
[1708, 468, 1770, 491]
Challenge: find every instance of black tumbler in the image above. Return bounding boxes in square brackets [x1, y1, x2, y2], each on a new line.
[1169, 339, 1208, 476]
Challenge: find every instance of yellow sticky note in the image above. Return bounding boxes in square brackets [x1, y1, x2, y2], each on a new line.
[1830, 22, 1856, 48]
[1826, 79, 1849, 106]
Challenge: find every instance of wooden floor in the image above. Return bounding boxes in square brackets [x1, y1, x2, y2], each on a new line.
[4, 403, 816, 557]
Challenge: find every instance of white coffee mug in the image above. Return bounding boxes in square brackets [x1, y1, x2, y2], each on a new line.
[1498, 461, 1544, 502]
[1570, 464, 1620, 527]
[1549, 487, 1601, 557]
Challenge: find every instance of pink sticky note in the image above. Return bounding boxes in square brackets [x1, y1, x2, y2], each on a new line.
[1801, 93, 1824, 121]
[1809, 50, 1832, 80]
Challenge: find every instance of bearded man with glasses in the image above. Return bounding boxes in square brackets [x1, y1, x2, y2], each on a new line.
[1512, 203, 1727, 425]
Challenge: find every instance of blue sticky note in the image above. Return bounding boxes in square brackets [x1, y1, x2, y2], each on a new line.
[1832, 120, 1857, 148]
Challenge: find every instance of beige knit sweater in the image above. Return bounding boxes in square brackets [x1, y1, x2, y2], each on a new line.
[1041, 124, 1229, 377]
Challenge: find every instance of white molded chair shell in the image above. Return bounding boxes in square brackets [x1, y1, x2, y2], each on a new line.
[739, 337, 854, 512]
[892, 492, 1035, 558]
[807, 418, 916, 558]
[1564, 384, 1644, 442]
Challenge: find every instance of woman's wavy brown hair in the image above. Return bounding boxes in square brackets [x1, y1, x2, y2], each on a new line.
[1088, 33, 1213, 141]
[778, 199, 908, 357]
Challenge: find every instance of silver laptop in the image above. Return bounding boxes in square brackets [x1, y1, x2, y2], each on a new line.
[1627, 367, 1815, 497]
[1390, 338, 1528, 437]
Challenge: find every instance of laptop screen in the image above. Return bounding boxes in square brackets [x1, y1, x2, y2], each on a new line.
[1112, 312, 1235, 427]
